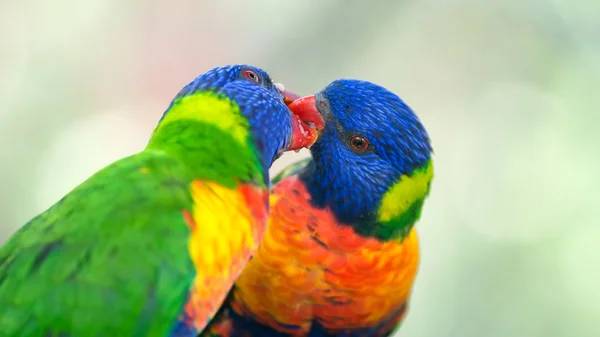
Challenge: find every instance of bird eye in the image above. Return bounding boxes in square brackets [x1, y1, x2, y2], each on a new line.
[350, 136, 369, 152]
[243, 70, 260, 83]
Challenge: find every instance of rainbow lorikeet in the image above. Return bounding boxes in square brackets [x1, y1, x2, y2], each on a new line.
[203, 79, 433, 337]
[0, 64, 324, 337]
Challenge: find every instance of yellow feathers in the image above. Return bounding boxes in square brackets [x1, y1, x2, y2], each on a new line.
[156, 92, 250, 147]
[378, 161, 434, 222]
[182, 180, 265, 331]
[188, 180, 257, 284]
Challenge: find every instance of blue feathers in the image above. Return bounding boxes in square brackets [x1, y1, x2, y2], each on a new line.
[301, 79, 432, 227]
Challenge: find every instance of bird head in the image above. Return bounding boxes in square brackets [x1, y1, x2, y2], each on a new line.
[154, 64, 324, 170]
[289, 79, 433, 240]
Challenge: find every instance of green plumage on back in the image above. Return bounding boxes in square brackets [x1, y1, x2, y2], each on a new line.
[0, 151, 195, 336]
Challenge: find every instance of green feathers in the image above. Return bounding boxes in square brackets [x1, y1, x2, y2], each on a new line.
[146, 92, 263, 189]
[0, 151, 196, 336]
[0, 63, 316, 336]
[375, 160, 434, 240]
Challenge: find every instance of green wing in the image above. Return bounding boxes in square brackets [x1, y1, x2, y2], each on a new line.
[270, 157, 312, 186]
[0, 150, 196, 337]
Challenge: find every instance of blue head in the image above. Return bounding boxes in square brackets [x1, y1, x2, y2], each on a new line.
[297, 79, 434, 240]
[170, 64, 281, 108]
[152, 64, 321, 181]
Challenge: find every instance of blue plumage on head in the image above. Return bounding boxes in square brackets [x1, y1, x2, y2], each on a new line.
[301, 79, 432, 227]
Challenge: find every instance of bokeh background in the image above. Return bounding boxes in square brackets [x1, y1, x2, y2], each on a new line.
[1, 0, 599, 336]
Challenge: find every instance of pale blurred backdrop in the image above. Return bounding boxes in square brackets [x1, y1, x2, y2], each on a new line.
[1, 0, 599, 336]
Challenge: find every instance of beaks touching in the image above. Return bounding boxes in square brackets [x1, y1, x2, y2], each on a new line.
[287, 95, 325, 131]
[288, 111, 321, 151]
[278, 87, 325, 152]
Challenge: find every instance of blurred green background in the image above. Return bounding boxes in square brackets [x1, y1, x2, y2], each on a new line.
[1, 0, 598, 336]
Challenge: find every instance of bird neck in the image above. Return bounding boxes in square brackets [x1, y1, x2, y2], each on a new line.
[301, 159, 434, 242]
[145, 91, 269, 187]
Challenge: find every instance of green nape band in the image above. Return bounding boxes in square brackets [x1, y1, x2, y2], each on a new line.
[146, 91, 264, 188]
[375, 160, 434, 240]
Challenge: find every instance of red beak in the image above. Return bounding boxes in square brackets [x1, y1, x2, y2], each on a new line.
[282, 93, 325, 151]
[287, 95, 325, 131]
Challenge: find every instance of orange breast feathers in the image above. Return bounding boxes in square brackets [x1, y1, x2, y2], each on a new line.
[229, 176, 420, 334]
[182, 180, 269, 332]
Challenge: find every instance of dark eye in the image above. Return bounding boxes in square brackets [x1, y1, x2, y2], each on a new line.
[350, 136, 369, 152]
[244, 70, 260, 83]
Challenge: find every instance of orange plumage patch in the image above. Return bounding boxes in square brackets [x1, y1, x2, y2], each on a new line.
[182, 180, 269, 332]
[230, 176, 420, 335]
[238, 184, 269, 241]
[182, 210, 196, 231]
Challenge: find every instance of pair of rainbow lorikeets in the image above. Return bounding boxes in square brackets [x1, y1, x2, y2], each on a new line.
[0, 64, 433, 337]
